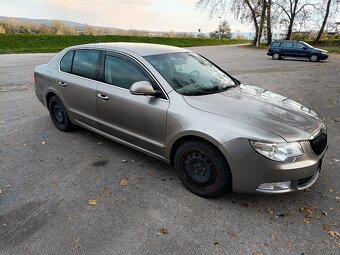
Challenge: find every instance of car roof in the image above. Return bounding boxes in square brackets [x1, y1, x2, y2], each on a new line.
[67, 42, 190, 56]
[272, 40, 304, 43]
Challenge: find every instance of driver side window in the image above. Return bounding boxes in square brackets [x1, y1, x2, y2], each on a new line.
[104, 55, 152, 89]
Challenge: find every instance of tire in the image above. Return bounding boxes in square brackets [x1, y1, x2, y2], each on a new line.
[309, 54, 319, 62]
[272, 52, 281, 60]
[174, 140, 232, 198]
[48, 96, 73, 132]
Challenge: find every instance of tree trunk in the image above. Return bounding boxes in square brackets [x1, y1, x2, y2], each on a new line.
[286, 16, 294, 39]
[314, 0, 332, 44]
[286, 0, 299, 40]
[245, 0, 259, 45]
[267, 0, 272, 45]
[257, 0, 267, 46]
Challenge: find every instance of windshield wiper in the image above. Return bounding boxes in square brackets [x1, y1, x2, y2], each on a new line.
[181, 85, 238, 96]
[202, 85, 238, 93]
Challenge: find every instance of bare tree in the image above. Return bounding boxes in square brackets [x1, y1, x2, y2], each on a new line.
[273, 0, 317, 39]
[314, 0, 331, 43]
[197, 0, 271, 46]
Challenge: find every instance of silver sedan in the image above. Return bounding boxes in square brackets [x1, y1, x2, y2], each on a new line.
[34, 43, 327, 197]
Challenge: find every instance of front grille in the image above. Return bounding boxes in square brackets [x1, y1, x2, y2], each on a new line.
[309, 132, 327, 156]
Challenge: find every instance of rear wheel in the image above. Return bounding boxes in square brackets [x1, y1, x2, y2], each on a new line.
[272, 53, 281, 60]
[174, 140, 232, 198]
[310, 54, 319, 62]
[48, 96, 73, 132]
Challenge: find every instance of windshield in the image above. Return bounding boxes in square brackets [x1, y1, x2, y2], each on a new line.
[302, 42, 313, 48]
[145, 52, 238, 95]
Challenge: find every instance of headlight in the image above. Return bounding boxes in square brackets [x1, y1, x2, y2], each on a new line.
[320, 51, 328, 55]
[250, 141, 303, 162]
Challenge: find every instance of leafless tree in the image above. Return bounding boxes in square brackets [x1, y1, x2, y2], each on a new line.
[197, 0, 271, 46]
[314, 0, 334, 43]
[273, 0, 318, 39]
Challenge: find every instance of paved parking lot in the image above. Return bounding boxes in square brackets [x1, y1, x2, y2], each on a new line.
[0, 45, 339, 255]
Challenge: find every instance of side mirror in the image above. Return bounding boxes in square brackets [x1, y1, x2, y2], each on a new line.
[303, 47, 307, 50]
[130, 81, 155, 96]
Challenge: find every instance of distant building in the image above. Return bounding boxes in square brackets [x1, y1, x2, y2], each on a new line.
[328, 21, 340, 35]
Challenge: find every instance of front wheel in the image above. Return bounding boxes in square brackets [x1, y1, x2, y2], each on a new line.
[310, 54, 319, 62]
[48, 96, 73, 132]
[174, 140, 232, 198]
[272, 52, 281, 60]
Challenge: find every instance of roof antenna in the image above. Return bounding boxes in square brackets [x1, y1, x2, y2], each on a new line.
[85, 23, 100, 43]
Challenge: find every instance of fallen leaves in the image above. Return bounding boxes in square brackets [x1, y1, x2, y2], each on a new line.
[88, 199, 97, 206]
[302, 219, 310, 224]
[120, 178, 129, 186]
[160, 228, 169, 234]
[49, 178, 60, 184]
[252, 251, 264, 255]
[227, 232, 238, 238]
[299, 207, 316, 218]
[323, 223, 336, 231]
[101, 188, 111, 197]
[328, 231, 340, 238]
[267, 208, 274, 215]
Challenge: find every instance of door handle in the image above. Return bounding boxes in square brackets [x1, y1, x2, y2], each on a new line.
[58, 81, 67, 87]
[97, 94, 110, 100]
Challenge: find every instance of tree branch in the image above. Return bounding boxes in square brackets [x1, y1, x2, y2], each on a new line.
[296, 3, 317, 15]
[274, 2, 291, 19]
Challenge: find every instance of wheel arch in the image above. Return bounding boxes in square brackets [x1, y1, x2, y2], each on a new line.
[46, 91, 58, 109]
[169, 133, 228, 166]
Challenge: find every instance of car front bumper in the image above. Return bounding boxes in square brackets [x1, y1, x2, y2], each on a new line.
[319, 54, 329, 60]
[220, 138, 327, 194]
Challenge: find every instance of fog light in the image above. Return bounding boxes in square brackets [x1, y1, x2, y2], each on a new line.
[258, 181, 291, 191]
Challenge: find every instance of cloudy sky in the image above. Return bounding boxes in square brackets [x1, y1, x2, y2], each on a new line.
[0, 0, 251, 33]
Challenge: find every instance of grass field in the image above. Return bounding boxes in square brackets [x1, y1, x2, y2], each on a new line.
[0, 34, 250, 54]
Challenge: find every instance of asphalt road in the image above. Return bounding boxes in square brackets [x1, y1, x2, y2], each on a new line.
[0, 45, 339, 255]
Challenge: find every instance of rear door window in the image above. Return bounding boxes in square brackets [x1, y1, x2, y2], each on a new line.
[283, 42, 293, 48]
[60, 50, 74, 73]
[72, 50, 100, 80]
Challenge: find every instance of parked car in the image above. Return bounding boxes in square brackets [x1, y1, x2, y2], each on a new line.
[35, 43, 328, 197]
[267, 40, 329, 62]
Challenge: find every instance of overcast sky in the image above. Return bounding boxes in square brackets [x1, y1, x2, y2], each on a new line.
[0, 0, 252, 33]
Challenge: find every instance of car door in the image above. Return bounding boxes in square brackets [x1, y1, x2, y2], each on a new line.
[96, 52, 169, 156]
[293, 42, 308, 58]
[282, 41, 294, 57]
[57, 49, 101, 128]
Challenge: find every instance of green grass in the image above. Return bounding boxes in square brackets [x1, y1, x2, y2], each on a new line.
[0, 34, 250, 54]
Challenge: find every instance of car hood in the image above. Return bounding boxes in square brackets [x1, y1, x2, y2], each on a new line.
[313, 47, 327, 52]
[183, 84, 324, 141]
